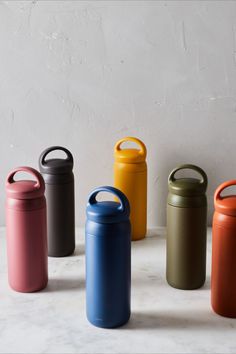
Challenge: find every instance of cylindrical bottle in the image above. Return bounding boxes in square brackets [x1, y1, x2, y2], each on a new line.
[6, 167, 48, 292]
[86, 186, 131, 328]
[211, 180, 236, 318]
[114, 137, 147, 241]
[39, 146, 75, 257]
[166, 164, 208, 290]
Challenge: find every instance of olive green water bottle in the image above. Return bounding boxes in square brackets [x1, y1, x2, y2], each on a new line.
[166, 164, 208, 290]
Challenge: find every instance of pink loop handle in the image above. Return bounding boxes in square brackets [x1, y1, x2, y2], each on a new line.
[6, 166, 44, 192]
[214, 180, 236, 203]
[114, 137, 146, 158]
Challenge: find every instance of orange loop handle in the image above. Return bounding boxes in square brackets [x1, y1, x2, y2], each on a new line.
[114, 137, 146, 158]
[214, 180, 236, 203]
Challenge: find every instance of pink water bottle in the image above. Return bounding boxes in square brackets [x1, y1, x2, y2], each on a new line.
[6, 167, 48, 292]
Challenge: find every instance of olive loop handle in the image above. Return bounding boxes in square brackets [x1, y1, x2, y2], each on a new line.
[88, 186, 130, 214]
[6, 166, 44, 192]
[168, 164, 208, 188]
[214, 180, 236, 203]
[39, 146, 73, 167]
[114, 137, 146, 158]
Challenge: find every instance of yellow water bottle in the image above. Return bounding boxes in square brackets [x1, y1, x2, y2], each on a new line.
[114, 137, 147, 241]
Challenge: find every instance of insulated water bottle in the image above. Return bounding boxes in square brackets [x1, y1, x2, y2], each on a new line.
[114, 137, 147, 241]
[86, 186, 131, 328]
[166, 164, 208, 290]
[39, 146, 75, 257]
[6, 166, 48, 292]
[211, 180, 236, 318]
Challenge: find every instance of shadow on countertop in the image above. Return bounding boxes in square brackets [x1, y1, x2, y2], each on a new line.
[73, 243, 85, 256]
[42, 277, 85, 293]
[123, 310, 236, 330]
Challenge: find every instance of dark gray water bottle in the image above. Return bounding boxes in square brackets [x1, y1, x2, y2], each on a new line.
[39, 146, 75, 257]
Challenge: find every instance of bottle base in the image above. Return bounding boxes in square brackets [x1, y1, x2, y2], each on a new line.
[132, 234, 146, 241]
[48, 248, 75, 258]
[9, 279, 48, 293]
[166, 278, 205, 290]
[211, 304, 236, 318]
[87, 314, 130, 329]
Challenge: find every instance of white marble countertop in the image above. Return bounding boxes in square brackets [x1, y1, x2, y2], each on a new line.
[0, 227, 235, 354]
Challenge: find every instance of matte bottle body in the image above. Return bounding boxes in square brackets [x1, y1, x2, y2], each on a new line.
[6, 204, 48, 292]
[114, 137, 147, 241]
[114, 161, 147, 241]
[44, 178, 75, 257]
[86, 220, 131, 328]
[166, 164, 208, 290]
[167, 204, 207, 289]
[212, 213, 236, 317]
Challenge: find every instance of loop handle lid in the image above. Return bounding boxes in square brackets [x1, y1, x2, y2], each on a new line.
[86, 186, 130, 223]
[168, 164, 208, 197]
[214, 180, 236, 216]
[167, 164, 208, 208]
[39, 146, 73, 175]
[114, 137, 146, 163]
[6, 167, 45, 200]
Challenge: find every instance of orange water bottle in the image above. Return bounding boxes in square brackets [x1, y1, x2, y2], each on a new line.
[211, 180, 236, 317]
[114, 137, 147, 241]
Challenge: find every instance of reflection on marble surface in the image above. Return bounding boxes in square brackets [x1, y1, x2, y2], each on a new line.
[0, 227, 235, 354]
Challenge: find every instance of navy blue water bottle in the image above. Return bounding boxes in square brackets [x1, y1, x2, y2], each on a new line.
[86, 186, 131, 328]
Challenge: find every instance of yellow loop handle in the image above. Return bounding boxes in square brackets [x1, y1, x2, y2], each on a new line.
[114, 137, 146, 158]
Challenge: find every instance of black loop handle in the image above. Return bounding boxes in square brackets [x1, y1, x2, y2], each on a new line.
[39, 146, 73, 167]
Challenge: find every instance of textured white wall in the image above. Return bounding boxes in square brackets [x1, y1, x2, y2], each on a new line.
[0, 1, 236, 226]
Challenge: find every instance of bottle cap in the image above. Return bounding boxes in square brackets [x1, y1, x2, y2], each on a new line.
[214, 180, 236, 216]
[114, 137, 146, 164]
[168, 164, 208, 208]
[86, 186, 130, 224]
[6, 167, 45, 200]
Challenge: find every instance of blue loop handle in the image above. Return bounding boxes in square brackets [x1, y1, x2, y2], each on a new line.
[88, 186, 130, 214]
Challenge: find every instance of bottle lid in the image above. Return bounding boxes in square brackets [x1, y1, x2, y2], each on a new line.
[6, 167, 45, 200]
[114, 137, 147, 163]
[86, 186, 130, 224]
[214, 180, 236, 216]
[39, 146, 73, 175]
[168, 164, 208, 207]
